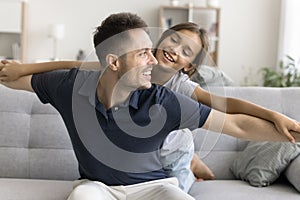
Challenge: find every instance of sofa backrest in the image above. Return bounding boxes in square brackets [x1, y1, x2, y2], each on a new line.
[193, 86, 300, 179]
[0, 85, 79, 180]
[1, 85, 300, 181]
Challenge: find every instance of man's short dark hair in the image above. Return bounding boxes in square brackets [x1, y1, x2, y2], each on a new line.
[93, 12, 148, 66]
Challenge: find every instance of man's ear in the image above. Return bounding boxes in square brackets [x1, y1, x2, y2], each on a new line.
[106, 54, 119, 71]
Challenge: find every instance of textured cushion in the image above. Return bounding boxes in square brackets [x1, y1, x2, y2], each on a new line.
[0, 85, 79, 180]
[285, 155, 300, 192]
[230, 141, 300, 187]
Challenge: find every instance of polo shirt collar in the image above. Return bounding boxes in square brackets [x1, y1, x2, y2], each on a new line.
[77, 70, 100, 107]
[77, 70, 140, 110]
[129, 90, 139, 109]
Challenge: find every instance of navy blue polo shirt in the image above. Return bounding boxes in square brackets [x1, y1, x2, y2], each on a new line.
[31, 68, 211, 186]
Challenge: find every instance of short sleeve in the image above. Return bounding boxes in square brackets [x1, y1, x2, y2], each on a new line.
[31, 68, 78, 105]
[173, 91, 211, 130]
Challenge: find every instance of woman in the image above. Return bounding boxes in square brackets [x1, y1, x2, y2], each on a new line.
[0, 22, 298, 191]
[152, 22, 297, 140]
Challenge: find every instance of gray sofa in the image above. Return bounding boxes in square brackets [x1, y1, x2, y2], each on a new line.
[0, 84, 299, 200]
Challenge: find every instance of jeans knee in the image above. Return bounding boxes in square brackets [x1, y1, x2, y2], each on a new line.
[68, 183, 109, 200]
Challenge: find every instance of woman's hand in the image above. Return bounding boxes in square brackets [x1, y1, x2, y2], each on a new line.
[0, 60, 24, 82]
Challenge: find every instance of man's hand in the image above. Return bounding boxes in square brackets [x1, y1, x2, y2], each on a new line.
[0, 60, 33, 92]
[0, 60, 24, 82]
[272, 112, 300, 143]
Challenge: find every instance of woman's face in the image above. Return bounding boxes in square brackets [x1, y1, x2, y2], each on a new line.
[155, 29, 202, 72]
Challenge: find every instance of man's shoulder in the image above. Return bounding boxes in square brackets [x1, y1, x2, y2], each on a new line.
[32, 67, 99, 78]
[73, 68, 99, 81]
[32, 67, 79, 81]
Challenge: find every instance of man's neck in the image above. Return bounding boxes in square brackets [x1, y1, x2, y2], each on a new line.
[96, 70, 132, 110]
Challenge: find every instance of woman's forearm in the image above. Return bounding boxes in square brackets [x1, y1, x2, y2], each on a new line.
[224, 96, 276, 121]
[195, 86, 278, 122]
[194, 86, 300, 137]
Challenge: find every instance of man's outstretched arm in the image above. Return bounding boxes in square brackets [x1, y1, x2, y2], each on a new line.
[0, 75, 33, 92]
[202, 110, 300, 143]
[0, 60, 100, 82]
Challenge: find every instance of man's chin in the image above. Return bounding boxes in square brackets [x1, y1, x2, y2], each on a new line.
[138, 83, 152, 90]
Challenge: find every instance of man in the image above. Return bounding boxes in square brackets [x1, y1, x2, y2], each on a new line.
[1, 12, 300, 200]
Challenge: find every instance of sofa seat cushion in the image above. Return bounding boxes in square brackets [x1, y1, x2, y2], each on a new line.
[0, 178, 73, 200]
[189, 180, 300, 200]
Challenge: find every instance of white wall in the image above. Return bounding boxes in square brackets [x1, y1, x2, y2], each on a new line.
[25, 0, 171, 62]
[219, 0, 281, 85]
[278, 0, 300, 65]
[24, 0, 281, 85]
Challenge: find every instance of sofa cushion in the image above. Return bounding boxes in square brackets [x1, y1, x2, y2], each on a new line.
[285, 155, 300, 192]
[230, 141, 300, 187]
[0, 178, 73, 200]
[0, 148, 29, 178]
[193, 129, 248, 179]
[189, 180, 300, 200]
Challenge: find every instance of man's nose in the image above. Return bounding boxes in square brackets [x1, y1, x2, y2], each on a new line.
[149, 52, 158, 65]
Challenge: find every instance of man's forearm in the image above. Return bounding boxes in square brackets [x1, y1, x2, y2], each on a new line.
[204, 110, 299, 143]
[0, 61, 101, 82]
[0, 75, 33, 92]
[231, 114, 299, 143]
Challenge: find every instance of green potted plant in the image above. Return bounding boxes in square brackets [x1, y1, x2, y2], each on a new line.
[261, 55, 300, 87]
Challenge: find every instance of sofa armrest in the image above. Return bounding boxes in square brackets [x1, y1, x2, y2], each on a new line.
[285, 155, 300, 192]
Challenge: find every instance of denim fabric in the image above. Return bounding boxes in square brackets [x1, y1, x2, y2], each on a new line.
[160, 129, 195, 192]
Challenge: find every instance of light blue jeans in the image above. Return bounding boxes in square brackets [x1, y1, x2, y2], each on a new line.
[160, 128, 195, 193]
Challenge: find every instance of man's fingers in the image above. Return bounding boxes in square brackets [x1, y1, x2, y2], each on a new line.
[0, 76, 8, 82]
[295, 121, 300, 133]
[0, 60, 9, 70]
[1, 60, 9, 64]
[284, 130, 296, 143]
[0, 62, 5, 70]
[288, 121, 300, 134]
[0, 69, 6, 77]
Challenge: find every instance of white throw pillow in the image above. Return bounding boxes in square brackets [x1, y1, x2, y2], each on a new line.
[230, 141, 300, 187]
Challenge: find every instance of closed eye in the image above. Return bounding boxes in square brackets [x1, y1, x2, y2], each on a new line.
[170, 33, 181, 44]
[183, 48, 193, 57]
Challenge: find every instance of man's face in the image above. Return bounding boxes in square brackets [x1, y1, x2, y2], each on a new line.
[117, 29, 158, 90]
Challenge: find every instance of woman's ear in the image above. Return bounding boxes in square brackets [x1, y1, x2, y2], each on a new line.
[106, 54, 118, 71]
